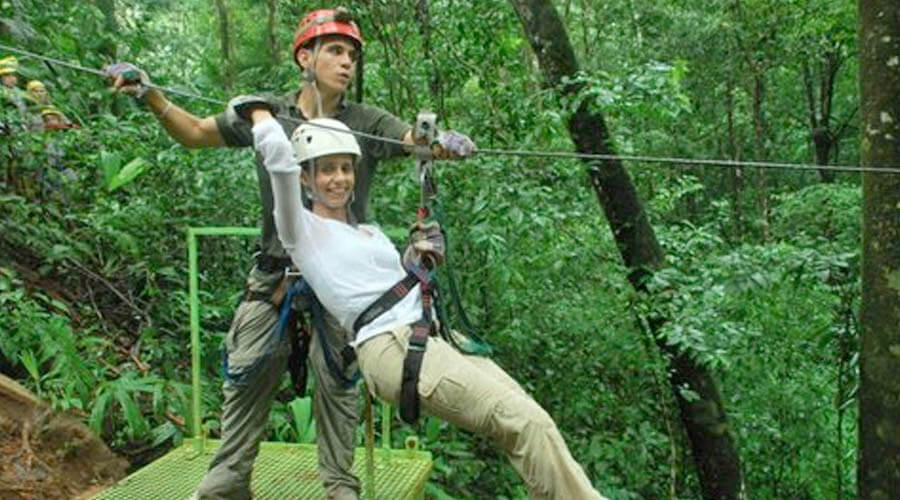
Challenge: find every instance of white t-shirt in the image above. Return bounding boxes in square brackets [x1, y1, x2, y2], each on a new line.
[253, 118, 423, 346]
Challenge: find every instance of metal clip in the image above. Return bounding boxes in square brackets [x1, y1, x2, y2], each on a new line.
[414, 112, 438, 217]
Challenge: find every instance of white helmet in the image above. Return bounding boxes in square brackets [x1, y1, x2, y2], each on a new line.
[291, 118, 361, 166]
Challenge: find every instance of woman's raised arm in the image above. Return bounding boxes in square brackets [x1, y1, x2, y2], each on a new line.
[251, 117, 304, 253]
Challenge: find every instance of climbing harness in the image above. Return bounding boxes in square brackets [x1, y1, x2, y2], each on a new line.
[350, 113, 491, 423]
[221, 271, 303, 389]
[302, 280, 361, 389]
[224, 257, 359, 392]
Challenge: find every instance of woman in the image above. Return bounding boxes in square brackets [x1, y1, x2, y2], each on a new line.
[246, 106, 606, 500]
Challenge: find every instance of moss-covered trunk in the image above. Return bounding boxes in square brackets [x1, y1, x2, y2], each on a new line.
[858, 0, 900, 497]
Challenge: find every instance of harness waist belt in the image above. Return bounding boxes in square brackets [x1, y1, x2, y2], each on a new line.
[256, 253, 293, 273]
[242, 290, 273, 304]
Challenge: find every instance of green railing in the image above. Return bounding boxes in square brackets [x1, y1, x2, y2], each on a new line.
[187, 226, 261, 452]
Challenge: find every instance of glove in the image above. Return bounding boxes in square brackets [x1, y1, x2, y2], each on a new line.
[228, 94, 278, 121]
[435, 130, 476, 159]
[103, 62, 152, 100]
[402, 221, 446, 269]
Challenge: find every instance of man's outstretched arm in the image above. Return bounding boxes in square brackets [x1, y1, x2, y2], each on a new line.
[143, 89, 224, 148]
[106, 62, 224, 149]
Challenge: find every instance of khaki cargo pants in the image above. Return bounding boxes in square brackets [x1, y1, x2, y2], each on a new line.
[357, 326, 608, 500]
[196, 267, 360, 500]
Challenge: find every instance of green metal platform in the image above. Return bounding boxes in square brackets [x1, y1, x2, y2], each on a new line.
[91, 438, 431, 499]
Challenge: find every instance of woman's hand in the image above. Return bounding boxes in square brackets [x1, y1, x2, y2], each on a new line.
[249, 108, 274, 124]
[228, 95, 277, 123]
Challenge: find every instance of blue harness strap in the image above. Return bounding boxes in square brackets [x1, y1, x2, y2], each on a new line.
[223, 278, 360, 388]
[300, 281, 361, 389]
[222, 279, 303, 387]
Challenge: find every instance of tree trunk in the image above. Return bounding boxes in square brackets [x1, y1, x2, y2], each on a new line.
[214, 0, 234, 92]
[725, 77, 744, 238]
[507, 1, 744, 498]
[93, 0, 118, 60]
[803, 49, 846, 183]
[751, 74, 770, 241]
[857, 0, 900, 497]
[265, 0, 278, 65]
[10, 0, 23, 19]
[416, 0, 443, 115]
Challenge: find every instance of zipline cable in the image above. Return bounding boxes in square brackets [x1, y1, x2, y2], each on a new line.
[475, 147, 900, 174]
[0, 43, 224, 105]
[4, 43, 900, 174]
[0, 43, 411, 146]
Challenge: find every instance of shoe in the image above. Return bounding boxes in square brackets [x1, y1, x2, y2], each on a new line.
[326, 485, 359, 500]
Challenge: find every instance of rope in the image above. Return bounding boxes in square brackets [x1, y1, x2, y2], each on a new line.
[4, 42, 900, 174]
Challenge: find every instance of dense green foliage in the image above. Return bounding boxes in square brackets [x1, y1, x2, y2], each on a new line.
[1, 0, 863, 498]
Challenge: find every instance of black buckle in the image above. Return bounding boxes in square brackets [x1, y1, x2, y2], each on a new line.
[340, 345, 357, 368]
[256, 254, 292, 273]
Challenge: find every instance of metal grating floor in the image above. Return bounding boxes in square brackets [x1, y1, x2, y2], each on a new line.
[91, 439, 432, 500]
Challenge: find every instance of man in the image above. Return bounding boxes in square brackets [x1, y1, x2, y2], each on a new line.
[2, 56, 29, 190]
[105, 8, 474, 500]
[25, 80, 51, 105]
[38, 105, 77, 131]
[24, 80, 53, 131]
[0, 55, 20, 90]
[39, 106, 64, 128]
[1, 56, 27, 135]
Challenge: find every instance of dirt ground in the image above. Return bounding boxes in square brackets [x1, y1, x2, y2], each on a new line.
[0, 374, 127, 500]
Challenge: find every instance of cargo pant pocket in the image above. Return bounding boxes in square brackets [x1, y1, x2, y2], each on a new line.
[223, 300, 282, 387]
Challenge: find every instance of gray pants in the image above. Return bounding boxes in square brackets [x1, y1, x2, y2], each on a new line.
[196, 267, 360, 500]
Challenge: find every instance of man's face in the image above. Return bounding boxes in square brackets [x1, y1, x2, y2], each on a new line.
[1, 74, 18, 88]
[43, 114, 62, 127]
[296, 36, 359, 94]
[29, 86, 49, 103]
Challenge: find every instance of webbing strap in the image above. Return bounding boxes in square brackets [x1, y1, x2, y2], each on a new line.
[400, 320, 431, 424]
[222, 279, 299, 387]
[352, 271, 420, 335]
[307, 290, 360, 388]
[242, 290, 272, 304]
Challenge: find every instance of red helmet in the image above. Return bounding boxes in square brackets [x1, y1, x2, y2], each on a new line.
[292, 9, 362, 64]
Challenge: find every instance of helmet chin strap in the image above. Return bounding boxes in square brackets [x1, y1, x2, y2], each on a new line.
[304, 38, 324, 118]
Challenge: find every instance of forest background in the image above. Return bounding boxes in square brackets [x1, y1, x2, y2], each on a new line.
[0, 0, 883, 498]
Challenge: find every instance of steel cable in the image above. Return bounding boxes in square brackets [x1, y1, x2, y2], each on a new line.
[3, 43, 899, 174]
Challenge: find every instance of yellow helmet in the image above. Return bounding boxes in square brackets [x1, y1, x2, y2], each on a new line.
[0, 55, 19, 76]
[26, 80, 45, 91]
[40, 105, 63, 117]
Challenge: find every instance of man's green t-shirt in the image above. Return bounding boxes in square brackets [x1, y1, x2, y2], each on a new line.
[215, 90, 411, 258]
